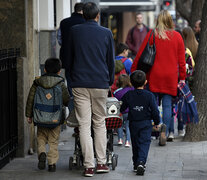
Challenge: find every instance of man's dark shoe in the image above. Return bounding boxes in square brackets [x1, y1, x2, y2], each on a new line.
[84, 168, 94, 177]
[96, 164, 110, 173]
[136, 162, 145, 176]
[48, 164, 56, 172]
[38, 152, 46, 170]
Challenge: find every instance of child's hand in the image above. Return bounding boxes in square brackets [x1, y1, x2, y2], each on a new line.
[128, 57, 133, 62]
[27, 117, 32, 124]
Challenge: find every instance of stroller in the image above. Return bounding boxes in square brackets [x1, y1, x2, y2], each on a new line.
[105, 97, 123, 170]
[67, 97, 123, 170]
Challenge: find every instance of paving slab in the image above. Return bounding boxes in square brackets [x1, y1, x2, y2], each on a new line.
[1, 127, 207, 180]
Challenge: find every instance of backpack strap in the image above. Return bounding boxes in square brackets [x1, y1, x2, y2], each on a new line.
[120, 58, 128, 72]
[121, 57, 128, 63]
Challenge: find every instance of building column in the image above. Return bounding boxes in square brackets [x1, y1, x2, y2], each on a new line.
[56, 0, 71, 28]
[39, 0, 54, 30]
[0, 0, 40, 157]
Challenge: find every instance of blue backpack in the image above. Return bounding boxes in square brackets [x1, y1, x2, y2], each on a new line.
[33, 83, 63, 128]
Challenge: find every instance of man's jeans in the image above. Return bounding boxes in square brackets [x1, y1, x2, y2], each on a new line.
[154, 94, 172, 135]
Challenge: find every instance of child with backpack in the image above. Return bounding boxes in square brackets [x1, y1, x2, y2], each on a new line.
[111, 43, 133, 95]
[114, 74, 133, 147]
[25, 58, 69, 172]
[120, 70, 160, 176]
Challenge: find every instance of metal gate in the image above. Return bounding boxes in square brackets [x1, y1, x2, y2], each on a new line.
[0, 49, 19, 169]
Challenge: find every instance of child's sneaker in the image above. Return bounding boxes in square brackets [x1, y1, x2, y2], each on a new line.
[178, 130, 185, 137]
[136, 162, 145, 176]
[84, 168, 94, 177]
[38, 152, 46, 170]
[159, 124, 167, 146]
[125, 141, 131, 147]
[118, 138, 123, 145]
[28, 148, 34, 155]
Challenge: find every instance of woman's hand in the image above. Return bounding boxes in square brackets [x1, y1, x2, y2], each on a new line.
[179, 80, 185, 84]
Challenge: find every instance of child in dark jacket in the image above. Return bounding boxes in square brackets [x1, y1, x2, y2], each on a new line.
[120, 70, 160, 176]
[25, 58, 69, 172]
[114, 74, 134, 147]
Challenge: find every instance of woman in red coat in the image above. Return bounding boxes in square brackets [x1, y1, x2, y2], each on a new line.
[131, 10, 186, 141]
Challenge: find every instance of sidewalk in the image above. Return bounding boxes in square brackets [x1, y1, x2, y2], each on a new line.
[1, 127, 207, 180]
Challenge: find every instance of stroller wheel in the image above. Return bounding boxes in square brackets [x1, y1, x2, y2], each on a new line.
[112, 156, 116, 170]
[69, 157, 73, 170]
[115, 154, 118, 166]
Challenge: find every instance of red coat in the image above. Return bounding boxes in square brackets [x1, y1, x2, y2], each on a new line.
[131, 30, 186, 96]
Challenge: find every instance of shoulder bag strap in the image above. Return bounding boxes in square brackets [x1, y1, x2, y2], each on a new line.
[148, 30, 154, 43]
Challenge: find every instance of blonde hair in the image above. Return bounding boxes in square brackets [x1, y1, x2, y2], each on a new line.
[182, 27, 198, 59]
[155, 10, 174, 40]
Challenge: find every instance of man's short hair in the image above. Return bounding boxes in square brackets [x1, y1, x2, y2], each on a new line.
[45, 58, 62, 74]
[83, 2, 99, 20]
[74, 2, 84, 13]
[116, 43, 129, 55]
[136, 12, 143, 17]
[130, 70, 146, 88]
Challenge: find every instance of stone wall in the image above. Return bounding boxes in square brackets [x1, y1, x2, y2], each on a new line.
[0, 0, 26, 56]
[0, 0, 39, 157]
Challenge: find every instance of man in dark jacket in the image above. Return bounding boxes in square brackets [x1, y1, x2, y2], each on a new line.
[57, 2, 85, 102]
[66, 2, 115, 177]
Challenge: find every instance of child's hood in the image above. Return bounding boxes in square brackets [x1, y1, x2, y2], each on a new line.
[34, 74, 64, 89]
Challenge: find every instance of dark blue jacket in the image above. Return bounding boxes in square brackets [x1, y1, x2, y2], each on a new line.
[121, 89, 160, 125]
[59, 13, 85, 68]
[66, 20, 115, 89]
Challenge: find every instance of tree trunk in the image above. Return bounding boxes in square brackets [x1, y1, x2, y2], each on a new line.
[189, 0, 205, 28]
[175, 0, 191, 23]
[176, 0, 204, 29]
[184, 0, 207, 141]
